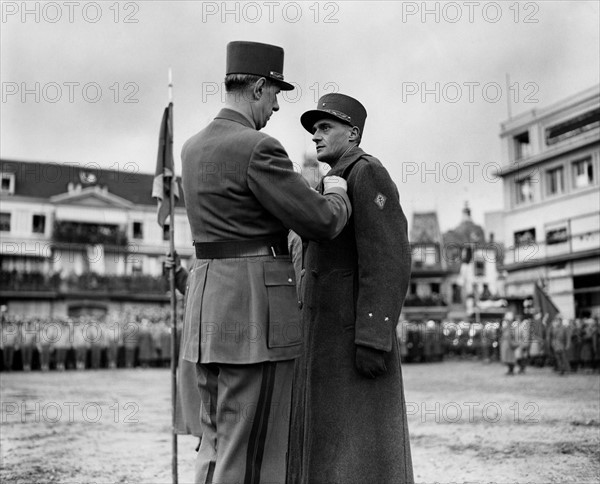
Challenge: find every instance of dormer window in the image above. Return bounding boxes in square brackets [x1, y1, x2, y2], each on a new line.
[0, 172, 15, 195]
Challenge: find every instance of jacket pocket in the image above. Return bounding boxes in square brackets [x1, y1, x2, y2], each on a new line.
[264, 260, 302, 348]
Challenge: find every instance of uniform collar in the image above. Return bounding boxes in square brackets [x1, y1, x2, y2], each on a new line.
[215, 108, 256, 129]
[326, 145, 366, 176]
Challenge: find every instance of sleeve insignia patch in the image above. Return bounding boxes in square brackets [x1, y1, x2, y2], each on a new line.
[374, 193, 387, 210]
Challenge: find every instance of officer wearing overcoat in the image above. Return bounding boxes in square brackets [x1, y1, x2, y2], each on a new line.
[180, 42, 351, 484]
[287, 93, 414, 484]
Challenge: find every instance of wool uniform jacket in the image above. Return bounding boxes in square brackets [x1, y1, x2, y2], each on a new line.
[180, 108, 351, 365]
[287, 146, 414, 484]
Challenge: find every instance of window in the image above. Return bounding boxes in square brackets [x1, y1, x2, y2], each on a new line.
[0, 173, 15, 195]
[513, 131, 530, 161]
[0, 212, 11, 232]
[133, 221, 143, 240]
[474, 260, 486, 277]
[514, 228, 536, 246]
[162, 224, 170, 241]
[546, 166, 564, 195]
[515, 177, 534, 204]
[430, 283, 440, 294]
[131, 260, 143, 274]
[546, 108, 600, 145]
[452, 284, 462, 303]
[546, 227, 568, 245]
[32, 214, 46, 234]
[412, 245, 439, 267]
[572, 157, 594, 188]
[423, 246, 438, 266]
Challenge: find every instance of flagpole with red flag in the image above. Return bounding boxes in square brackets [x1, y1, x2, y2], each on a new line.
[152, 67, 179, 484]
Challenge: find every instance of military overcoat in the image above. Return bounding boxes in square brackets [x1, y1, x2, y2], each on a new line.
[287, 147, 414, 484]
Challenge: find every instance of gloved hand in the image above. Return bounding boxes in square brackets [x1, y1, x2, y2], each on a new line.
[355, 345, 387, 379]
[323, 175, 348, 194]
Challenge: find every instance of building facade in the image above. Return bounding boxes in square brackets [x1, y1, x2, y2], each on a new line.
[0, 160, 194, 317]
[497, 85, 600, 319]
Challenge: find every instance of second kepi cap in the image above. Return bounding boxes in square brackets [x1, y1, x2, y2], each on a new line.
[300, 93, 367, 136]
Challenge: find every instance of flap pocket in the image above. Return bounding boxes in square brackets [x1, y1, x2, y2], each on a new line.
[263, 261, 301, 348]
[264, 260, 296, 286]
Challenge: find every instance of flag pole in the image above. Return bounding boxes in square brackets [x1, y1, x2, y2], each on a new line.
[168, 66, 179, 484]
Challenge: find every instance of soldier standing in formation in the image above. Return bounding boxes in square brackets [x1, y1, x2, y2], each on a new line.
[551, 315, 571, 375]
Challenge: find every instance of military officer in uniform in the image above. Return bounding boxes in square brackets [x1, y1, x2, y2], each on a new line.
[287, 93, 414, 484]
[181, 41, 351, 483]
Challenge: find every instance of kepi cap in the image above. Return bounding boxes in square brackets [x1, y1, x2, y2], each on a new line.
[226, 41, 294, 91]
[301, 93, 367, 136]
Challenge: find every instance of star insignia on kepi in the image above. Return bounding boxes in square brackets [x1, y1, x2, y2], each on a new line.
[374, 193, 387, 210]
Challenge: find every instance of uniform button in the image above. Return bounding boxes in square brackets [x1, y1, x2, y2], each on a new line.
[298, 301, 303, 309]
[368, 313, 373, 318]
[384, 317, 390, 322]
[288, 278, 293, 283]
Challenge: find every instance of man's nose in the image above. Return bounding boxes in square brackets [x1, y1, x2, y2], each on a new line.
[312, 131, 321, 143]
[272, 99, 279, 112]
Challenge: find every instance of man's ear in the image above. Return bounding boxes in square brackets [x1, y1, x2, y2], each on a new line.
[252, 78, 267, 100]
[349, 126, 360, 143]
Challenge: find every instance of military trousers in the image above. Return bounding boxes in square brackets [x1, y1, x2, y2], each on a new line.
[194, 360, 293, 484]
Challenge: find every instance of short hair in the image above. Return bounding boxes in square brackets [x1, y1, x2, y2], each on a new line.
[224, 74, 270, 93]
[354, 128, 362, 146]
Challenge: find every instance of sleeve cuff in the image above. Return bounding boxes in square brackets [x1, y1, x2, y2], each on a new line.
[324, 186, 352, 219]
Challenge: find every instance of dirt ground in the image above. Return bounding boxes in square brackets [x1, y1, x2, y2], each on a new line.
[1, 360, 598, 484]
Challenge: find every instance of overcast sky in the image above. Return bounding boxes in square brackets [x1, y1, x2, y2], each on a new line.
[2, 0, 599, 232]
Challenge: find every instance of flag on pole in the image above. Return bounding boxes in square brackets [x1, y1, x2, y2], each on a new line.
[152, 102, 180, 227]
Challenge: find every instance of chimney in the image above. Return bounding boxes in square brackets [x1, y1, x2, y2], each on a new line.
[462, 201, 471, 223]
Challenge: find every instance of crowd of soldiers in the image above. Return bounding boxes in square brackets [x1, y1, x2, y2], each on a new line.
[3, 309, 599, 373]
[397, 319, 502, 363]
[0, 307, 176, 372]
[499, 314, 600, 375]
[397, 315, 600, 374]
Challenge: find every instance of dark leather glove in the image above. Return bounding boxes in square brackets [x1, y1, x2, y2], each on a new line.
[355, 345, 387, 379]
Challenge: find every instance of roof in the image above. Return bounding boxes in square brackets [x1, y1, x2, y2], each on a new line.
[0, 159, 185, 207]
[443, 221, 485, 246]
[410, 212, 443, 244]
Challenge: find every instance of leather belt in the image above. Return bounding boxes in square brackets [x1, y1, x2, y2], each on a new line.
[194, 237, 289, 259]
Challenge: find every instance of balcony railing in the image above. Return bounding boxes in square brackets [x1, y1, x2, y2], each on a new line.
[0, 271, 167, 294]
[404, 294, 448, 307]
[503, 227, 600, 269]
[53, 221, 128, 246]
